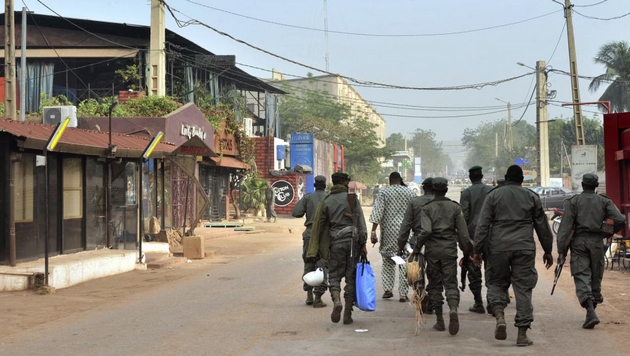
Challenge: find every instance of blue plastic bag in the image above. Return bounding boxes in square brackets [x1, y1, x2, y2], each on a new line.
[355, 257, 376, 311]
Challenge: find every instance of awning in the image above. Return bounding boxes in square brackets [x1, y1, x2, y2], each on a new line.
[210, 156, 250, 170]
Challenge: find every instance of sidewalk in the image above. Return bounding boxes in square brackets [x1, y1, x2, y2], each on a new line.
[0, 215, 301, 292]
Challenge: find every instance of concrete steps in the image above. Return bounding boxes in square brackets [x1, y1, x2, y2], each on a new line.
[146, 253, 188, 269]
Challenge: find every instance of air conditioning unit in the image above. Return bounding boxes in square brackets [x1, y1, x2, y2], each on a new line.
[243, 117, 253, 137]
[43, 106, 77, 127]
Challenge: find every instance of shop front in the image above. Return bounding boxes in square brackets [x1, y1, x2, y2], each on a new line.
[0, 119, 173, 265]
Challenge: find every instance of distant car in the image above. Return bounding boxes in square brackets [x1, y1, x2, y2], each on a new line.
[528, 186, 573, 210]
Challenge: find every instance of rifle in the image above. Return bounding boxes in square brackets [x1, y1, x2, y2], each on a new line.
[551, 254, 565, 295]
[552, 226, 574, 295]
[459, 255, 479, 291]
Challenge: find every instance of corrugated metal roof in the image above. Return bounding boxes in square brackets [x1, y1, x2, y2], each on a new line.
[0, 119, 174, 158]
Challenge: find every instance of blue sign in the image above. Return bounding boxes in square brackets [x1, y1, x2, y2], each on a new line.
[290, 133, 315, 194]
[290, 133, 314, 144]
[515, 158, 529, 166]
[276, 145, 286, 160]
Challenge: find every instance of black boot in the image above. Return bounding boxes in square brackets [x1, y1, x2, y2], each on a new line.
[331, 291, 342, 323]
[343, 298, 354, 324]
[313, 293, 327, 308]
[433, 306, 445, 331]
[494, 308, 507, 340]
[448, 300, 459, 335]
[583, 299, 600, 329]
[469, 291, 485, 313]
[305, 290, 314, 305]
[516, 327, 533, 346]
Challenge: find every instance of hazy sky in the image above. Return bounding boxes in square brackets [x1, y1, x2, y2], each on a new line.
[23, 0, 629, 145]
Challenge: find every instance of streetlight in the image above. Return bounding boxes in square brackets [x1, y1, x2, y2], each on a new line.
[516, 62, 535, 71]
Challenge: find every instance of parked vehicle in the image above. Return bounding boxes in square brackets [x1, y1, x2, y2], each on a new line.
[528, 186, 573, 210]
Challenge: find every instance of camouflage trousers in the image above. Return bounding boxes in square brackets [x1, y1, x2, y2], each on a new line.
[570, 236, 605, 307]
[302, 237, 328, 295]
[487, 250, 538, 328]
[426, 254, 459, 308]
[328, 239, 360, 301]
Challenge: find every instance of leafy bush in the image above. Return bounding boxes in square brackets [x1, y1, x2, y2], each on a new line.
[240, 177, 268, 212]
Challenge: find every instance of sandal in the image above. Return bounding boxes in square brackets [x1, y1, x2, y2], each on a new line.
[382, 291, 394, 299]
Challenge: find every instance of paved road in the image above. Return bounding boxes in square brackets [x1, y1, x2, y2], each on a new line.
[0, 206, 625, 356]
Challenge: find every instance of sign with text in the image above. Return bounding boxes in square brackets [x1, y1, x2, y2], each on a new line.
[571, 145, 598, 192]
[272, 180, 295, 207]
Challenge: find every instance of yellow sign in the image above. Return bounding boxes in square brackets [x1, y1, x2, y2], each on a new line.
[46, 117, 71, 152]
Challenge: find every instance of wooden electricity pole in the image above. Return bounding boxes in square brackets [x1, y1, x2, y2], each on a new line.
[4, 0, 17, 120]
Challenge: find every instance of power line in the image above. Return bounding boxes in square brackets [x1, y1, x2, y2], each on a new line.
[182, 0, 562, 38]
[512, 86, 537, 126]
[166, 48, 530, 120]
[166, 48, 534, 117]
[36, 0, 143, 50]
[162, 1, 535, 91]
[546, 22, 566, 65]
[573, 9, 630, 20]
[574, 0, 608, 7]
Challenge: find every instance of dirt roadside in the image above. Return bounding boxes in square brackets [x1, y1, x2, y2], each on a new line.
[1, 214, 629, 340]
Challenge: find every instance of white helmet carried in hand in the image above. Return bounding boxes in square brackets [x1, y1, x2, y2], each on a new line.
[303, 267, 325, 287]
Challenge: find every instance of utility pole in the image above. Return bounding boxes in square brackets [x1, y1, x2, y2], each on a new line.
[149, 0, 165, 96]
[323, 0, 329, 71]
[4, 0, 17, 120]
[563, 0, 585, 145]
[506, 102, 513, 150]
[19, 6, 27, 122]
[536, 60, 550, 187]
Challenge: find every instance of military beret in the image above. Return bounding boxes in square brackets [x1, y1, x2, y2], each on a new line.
[331, 172, 351, 181]
[468, 165, 483, 173]
[314, 175, 327, 183]
[421, 177, 434, 186]
[582, 173, 598, 185]
[432, 177, 448, 191]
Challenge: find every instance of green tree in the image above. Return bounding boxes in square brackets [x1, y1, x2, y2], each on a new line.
[588, 41, 630, 113]
[409, 129, 453, 177]
[547, 115, 604, 174]
[278, 85, 391, 184]
[461, 120, 537, 178]
[386, 133, 406, 151]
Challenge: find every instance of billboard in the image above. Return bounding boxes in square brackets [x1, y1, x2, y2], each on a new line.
[571, 145, 598, 192]
[414, 157, 422, 183]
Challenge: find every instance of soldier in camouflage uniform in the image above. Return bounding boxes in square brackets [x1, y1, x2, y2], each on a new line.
[473, 165, 553, 347]
[397, 177, 434, 251]
[413, 178, 471, 336]
[557, 173, 625, 329]
[309, 172, 368, 325]
[293, 175, 329, 308]
[459, 166, 492, 313]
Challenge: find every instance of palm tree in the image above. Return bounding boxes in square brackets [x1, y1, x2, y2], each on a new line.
[588, 41, 630, 113]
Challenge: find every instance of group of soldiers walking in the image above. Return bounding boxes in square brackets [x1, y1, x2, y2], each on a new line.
[293, 165, 625, 347]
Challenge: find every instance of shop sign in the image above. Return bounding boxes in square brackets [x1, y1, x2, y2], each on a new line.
[272, 180, 294, 207]
[180, 123, 207, 140]
[179, 146, 212, 156]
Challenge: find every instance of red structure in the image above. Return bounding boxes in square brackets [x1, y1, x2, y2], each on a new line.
[252, 136, 305, 215]
[603, 112, 630, 236]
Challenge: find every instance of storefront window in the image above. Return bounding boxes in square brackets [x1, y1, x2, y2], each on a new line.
[63, 157, 84, 252]
[14, 154, 35, 222]
[86, 158, 106, 249]
[111, 161, 138, 250]
[63, 158, 83, 219]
